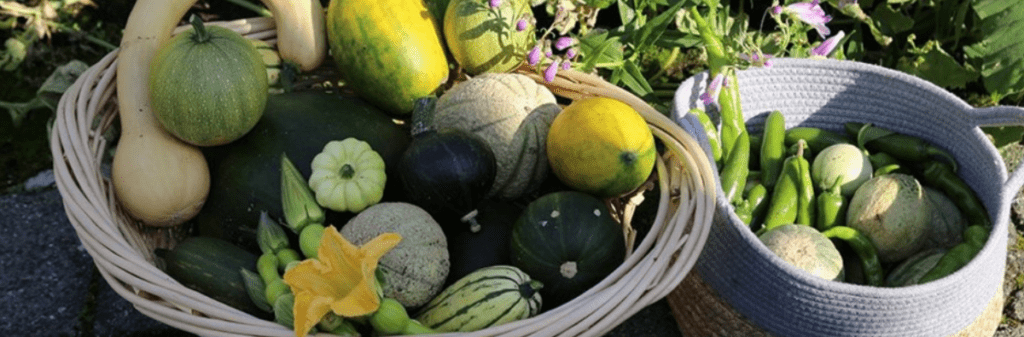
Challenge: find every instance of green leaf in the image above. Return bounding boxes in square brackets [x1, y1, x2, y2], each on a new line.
[631, 0, 685, 52]
[984, 126, 1024, 149]
[966, 0, 1024, 96]
[611, 59, 653, 96]
[36, 60, 89, 111]
[584, 0, 615, 9]
[578, 30, 625, 71]
[896, 39, 978, 89]
[871, 4, 914, 35]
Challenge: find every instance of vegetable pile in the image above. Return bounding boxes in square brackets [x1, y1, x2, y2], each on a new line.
[120, 0, 667, 335]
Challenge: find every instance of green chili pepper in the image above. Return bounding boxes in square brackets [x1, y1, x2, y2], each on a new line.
[736, 183, 769, 229]
[845, 122, 958, 172]
[821, 226, 884, 286]
[784, 127, 851, 153]
[917, 225, 989, 284]
[760, 110, 786, 190]
[749, 133, 762, 171]
[690, 7, 729, 73]
[761, 151, 802, 233]
[786, 141, 814, 162]
[718, 70, 746, 162]
[816, 178, 846, 231]
[721, 131, 750, 205]
[919, 161, 991, 228]
[689, 108, 722, 166]
[794, 141, 816, 226]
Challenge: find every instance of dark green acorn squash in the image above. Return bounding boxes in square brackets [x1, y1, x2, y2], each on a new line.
[194, 90, 411, 252]
[509, 191, 626, 308]
[398, 128, 497, 232]
[445, 200, 523, 285]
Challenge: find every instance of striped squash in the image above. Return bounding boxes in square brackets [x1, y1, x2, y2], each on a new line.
[415, 265, 543, 332]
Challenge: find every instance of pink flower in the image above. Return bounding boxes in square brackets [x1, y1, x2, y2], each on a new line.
[811, 30, 845, 58]
[554, 37, 575, 51]
[699, 73, 727, 108]
[490, 0, 501, 8]
[516, 19, 528, 31]
[566, 48, 577, 59]
[773, 0, 832, 38]
[739, 53, 774, 68]
[544, 62, 559, 82]
[527, 46, 542, 66]
[561, 60, 571, 70]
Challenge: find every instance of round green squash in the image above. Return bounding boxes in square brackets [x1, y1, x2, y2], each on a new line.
[444, 0, 534, 74]
[923, 186, 966, 250]
[341, 202, 450, 308]
[759, 224, 844, 281]
[420, 73, 561, 199]
[509, 191, 626, 308]
[149, 18, 268, 146]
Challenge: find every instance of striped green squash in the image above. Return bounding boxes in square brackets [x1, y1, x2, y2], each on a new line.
[415, 265, 542, 332]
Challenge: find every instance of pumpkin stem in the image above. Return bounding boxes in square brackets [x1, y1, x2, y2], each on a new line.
[189, 15, 211, 43]
[559, 261, 578, 279]
[461, 209, 482, 233]
[340, 164, 356, 179]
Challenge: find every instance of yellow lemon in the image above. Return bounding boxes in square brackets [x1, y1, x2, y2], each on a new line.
[546, 97, 656, 198]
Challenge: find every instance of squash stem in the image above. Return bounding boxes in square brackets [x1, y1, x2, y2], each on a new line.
[461, 209, 482, 233]
[189, 15, 211, 43]
[340, 164, 356, 179]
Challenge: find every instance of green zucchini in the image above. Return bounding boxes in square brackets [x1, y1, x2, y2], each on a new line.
[157, 236, 265, 316]
[415, 265, 543, 332]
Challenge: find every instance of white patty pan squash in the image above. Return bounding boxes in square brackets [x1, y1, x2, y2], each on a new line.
[308, 138, 386, 213]
[341, 202, 450, 308]
[421, 73, 561, 199]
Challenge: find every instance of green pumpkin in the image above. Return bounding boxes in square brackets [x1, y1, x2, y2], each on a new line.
[759, 224, 844, 281]
[149, 17, 268, 147]
[509, 191, 626, 308]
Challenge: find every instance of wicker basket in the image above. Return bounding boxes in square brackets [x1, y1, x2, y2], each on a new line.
[665, 58, 1024, 337]
[50, 16, 718, 337]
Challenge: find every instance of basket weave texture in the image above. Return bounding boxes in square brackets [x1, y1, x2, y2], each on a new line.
[667, 58, 1024, 337]
[50, 17, 718, 337]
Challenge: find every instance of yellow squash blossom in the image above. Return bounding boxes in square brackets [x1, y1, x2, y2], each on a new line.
[283, 226, 401, 337]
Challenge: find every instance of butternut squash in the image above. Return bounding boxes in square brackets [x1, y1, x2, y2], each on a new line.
[112, 0, 328, 226]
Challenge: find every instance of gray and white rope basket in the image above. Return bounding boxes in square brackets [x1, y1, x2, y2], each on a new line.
[667, 58, 1024, 337]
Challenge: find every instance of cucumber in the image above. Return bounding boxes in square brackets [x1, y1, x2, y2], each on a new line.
[157, 236, 264, 316]
[415, 265, 543, 332]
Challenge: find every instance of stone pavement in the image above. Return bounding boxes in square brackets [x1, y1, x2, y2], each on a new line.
[0, 174, 682, 336]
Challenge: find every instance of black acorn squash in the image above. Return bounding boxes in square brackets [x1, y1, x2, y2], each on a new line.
[445, 200, 523, 284]
[398, 128, 496, 233]
[194, 90, 411, 252]
[509, 191, 626, 308]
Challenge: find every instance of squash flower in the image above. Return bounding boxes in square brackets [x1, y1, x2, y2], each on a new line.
[283, 226, 401, 337]
[772, 0, 832, 38]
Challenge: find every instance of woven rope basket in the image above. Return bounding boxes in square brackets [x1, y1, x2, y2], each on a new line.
[665, 58, 1024, 337]
[50, 16, 718, 337]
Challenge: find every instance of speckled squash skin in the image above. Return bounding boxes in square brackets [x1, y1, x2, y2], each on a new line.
[341, 202, 449, 307]
[424, 73, 561, 199]
[846, 173, 931, 263]
[509, 191, 625, 307]
[148, 24, 268, 147]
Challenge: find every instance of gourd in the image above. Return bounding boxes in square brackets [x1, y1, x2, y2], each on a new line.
[326, 0, 449, 115]
[759, 224, 844, 281]
[398, 129, 497, 232]
[111, 0, 327, 226]
[259, 0, 326, 71]
[444, 0, 534, 74]
[415, 265, 543, 332]
[308, 138, 387, 213]
[509, 191, 626, 307]
[421, 73, 562, 199]
[885, 248, 947, 287]
[923, 186, 966, 249]
[149, 17, 268, 147]
[195, 91, 410, 253]
[341, 202, 450, 308]
[846, 173, 931, 263]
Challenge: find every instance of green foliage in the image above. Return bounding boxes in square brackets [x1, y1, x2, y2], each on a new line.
[965, 0, 1024, 99]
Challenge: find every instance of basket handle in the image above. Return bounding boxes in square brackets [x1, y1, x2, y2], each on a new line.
[971, 105, 1024, 200]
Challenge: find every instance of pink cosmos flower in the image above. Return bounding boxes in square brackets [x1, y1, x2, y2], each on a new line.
[561, 60, 571, 70]
[811, 30, 845, 58]
[739, 53, 774, 68]
[516, 19, 528, 31]
[490, 0, 501, 8]
[699, 73, 727, 108]
[773, 0, 832, 38]
[566, 48, 577, 59]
